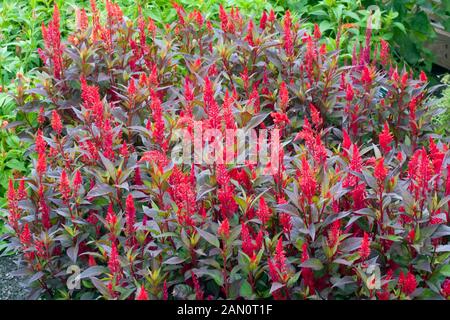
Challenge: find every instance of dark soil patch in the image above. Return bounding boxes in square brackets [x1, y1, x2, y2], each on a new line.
[0, 255, 27, 300]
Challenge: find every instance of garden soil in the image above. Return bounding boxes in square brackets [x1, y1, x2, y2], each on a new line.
[0, 255, 27, 299]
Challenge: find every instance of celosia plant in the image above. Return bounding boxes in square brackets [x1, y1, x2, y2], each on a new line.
[5, 1, 450, 300]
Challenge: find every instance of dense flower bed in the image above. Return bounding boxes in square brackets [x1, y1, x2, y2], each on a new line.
[6, 1, 450, 300]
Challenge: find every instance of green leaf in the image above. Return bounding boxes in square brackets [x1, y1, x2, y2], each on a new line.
[439, 265, 450, 277]
[201, 269, 224, 286]
[300, 258, 324, 271]
[5, 159, 25, 171]
[240, 280, 253, 298]
[164, 256, 186, 265]
[195, 227, 220, 248]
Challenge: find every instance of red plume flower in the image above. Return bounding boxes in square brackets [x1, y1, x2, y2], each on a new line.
[398, 271, 417, 296]
[125, 194, 136, 235]
[298, 156, 317, 204]
[256, 197, 271, 225]
[419, 70, 428, 83]
[134, 167, 143, 185]
[345, 83, 354, 101]
[20, 224, 32, 245]
[191, 271, 204, 300]
[219, 4, 228, 33]
[128, 78, 137, 102]
[136, 284, 149, 300]
[313, 23, 321, 39]
[280, 213, 292, 234]
[268, 9, 276, 23]
[108, 242, 121, 276]
[51, 110, 62, 135]
[374, 157, 388, 184]
[218, 218, 230, 239]
[76, 8, 89, 31]
[361, 65, 372, 85]
[37, 153, 47, 177]
[260, 11, 267, 29]
[59, 170, 71, 201]
[149, 89, 167, 151]
[379, 122, 393, 153]
[327, 220, 341, 248]
[17, 179, 27, 200]
[342, 129, 352, 153]
[441, 279, 450, 299]
[379, 39, 389, 66]
[279, 81, 289, 110]
[274, 238, 287, 274]
[106, 203, 117, 229]
[163, 280, 168, 300]
[309, 103, 323, 127]
[283, 11, 293, 56]
[73, 170, 82, 194]
[41, 5, 63, 79]
[36, 129, 47, 154]
[359, 232, 371, 260]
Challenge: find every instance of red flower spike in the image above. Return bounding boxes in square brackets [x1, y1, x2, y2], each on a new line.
[398, 271, 417, 296]
[108, 242, 121, 275]
[309, 103, 323, 127]
[38, 106, 46, 125]
[88, 255, 97, 266]
[218, 218, 230, 239]
[163, 280, 168, 300]
[342, 129, 352, 152]
[256, 197, 271, 225]
[299, 156, 317, 204]
[128, 78, 136, 100]
[345, 83, 354, 101]
[441, 279, 450, 299]
[313, 23, 321, 39]
[125, 194, 136, 235]
[283, 11, 293, 56]
[268, 9, 276, 23]
[20, 224, 32, 245]
[76, 8, 88, 31]
[419, 71, 428, 83]
[106, 203, 117, 228]
[361, 65, 372, 85]
[42, 5, 62, 79]
[278, 81, 289, 110]
[51, 110, 62, 135]
[219, 5, 228, 33]
[59, 170, 71, 201]
[275, 237, 287, 273]
[134, 167, 143, 185]
[136, 284, 149, 300]
[374, 157, 388, 184]
[73, 170, 82, 194]
[191, 272, 204, 300]
[37, 153, 47, 176]
[119, 142, 129, 158]
[379, 122, 393, 154]
[379, 39, 389, 65]
[17, 180, 27, 200]
[260, 11, 267, 29]
[327, 220, 341, 248]
[359, 232, 371, 260]
[280, 213, 292, 234]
